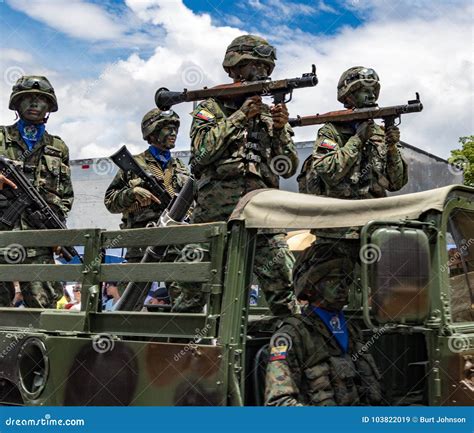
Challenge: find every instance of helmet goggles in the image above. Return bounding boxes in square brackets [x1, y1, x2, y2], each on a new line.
[227, 43, 277, 60]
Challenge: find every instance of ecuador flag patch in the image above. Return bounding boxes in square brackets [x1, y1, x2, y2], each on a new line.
[269, 344, 288, 361]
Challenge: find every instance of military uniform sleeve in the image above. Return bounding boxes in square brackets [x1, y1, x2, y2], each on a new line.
[104, 169, 136, 214]
[271, 124, 299, 178]
[58, 141, 74, 218]
[264, 325, 305, 407]
[312, 123, 362, 185]
[190, 100, 248, 167]
[385, 141, 408, 191]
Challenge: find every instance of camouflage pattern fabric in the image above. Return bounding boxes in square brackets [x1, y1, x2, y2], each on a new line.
[0, 124, 73, 308]
[104, 149, 191, 300]
[173, 98, 298, 316]
[264, 306, 383, 406]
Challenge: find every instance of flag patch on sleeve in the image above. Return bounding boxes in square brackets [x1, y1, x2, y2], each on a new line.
[269, 345, 288, 361]
[318, 139, 337, 150]
[194, 109, 214, 121]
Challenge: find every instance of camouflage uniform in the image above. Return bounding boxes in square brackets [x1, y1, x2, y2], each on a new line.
[177, 99, 298, 315]
[173, 34, 299, 316]
[265, 243, 383, 406]
[0, 77, 74, 308]
[104, 149, 190, 299]
[264, 307, 383, 406]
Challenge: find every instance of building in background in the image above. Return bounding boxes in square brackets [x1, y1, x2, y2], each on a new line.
[68, 141, 463, 231]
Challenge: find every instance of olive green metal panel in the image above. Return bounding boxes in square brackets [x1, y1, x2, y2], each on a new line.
[0, 333, 226, 406]
[0, 264, 83, 282]
[101, 222, 227, 248]
[0, 229, 95, 247]
[100, 262, 211, 282]
[89, 312, 215, 339]
[0, 308, 42, 329]
[39, 311, 86, 332]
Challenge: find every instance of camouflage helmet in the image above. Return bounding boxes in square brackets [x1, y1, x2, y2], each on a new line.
[337, 66, 380, 106]
[141, 108, 180, 141]
[222, 34, 276, 75]
[9, 76, 58, 112]
[293, 243, 353, 303]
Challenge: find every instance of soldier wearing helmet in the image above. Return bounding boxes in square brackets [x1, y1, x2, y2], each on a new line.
[0, 76, 74, 308]
[265, 243, 383, 406]
[173, 34, 298, 315]
[299, 66, 407, 202]
[104, 108, 190, 298]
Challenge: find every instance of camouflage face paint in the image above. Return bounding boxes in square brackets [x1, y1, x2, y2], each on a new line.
[151, 124, 178, 150]
[18, 94, 50, 123]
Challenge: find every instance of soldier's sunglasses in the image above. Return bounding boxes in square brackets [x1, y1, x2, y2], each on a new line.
[345, 68, 379, 86]
[229, 44, 277, 59]
[15, 77, 54, 93]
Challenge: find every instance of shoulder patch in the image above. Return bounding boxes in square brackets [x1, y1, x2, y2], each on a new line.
[269, 344, 288, 362]
[318, 139, 337, 150]
[194, 108, 215, 122]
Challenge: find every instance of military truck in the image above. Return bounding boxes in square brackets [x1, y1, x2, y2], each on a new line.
[0, 185, 472, 406]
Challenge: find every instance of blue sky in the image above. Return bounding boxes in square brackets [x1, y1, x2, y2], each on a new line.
[0, 0, 472, 159]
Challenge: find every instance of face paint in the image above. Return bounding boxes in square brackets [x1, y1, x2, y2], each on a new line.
[18, 94, 50, 123]
[316, 273, 351, 311]
[237, 61, 270, 82]
[349, 88, 378, 108]
[150, 124, 178, 150]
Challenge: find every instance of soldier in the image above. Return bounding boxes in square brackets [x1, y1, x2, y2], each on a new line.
[104, 109, 190, 300]
[298, 66, 408, 258]
[264, 243, 383, 406]
[173, 34, 299, 315]
[0, 76, 74, 308]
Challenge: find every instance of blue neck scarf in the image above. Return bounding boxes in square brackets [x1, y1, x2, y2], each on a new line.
[148, 146, 171, 169]
[312, 306, 349, 353]
[17, 119, 46, 151]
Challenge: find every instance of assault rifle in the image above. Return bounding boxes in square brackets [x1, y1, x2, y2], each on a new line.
[0, 156, 81, 262]
[155, 65, 318, 110]
[289, 93, 423, 128]
[110, 145, 173, 208]
[114, 175, 196, 311]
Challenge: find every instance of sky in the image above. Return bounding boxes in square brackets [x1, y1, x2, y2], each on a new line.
[0, 0, 472, 160]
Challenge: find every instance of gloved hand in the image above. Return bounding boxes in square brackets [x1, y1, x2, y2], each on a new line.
[132, 186, 160, 207]
[385, 125, 400, 146]
[355, 120, 374, 143]
[240, 95, 263, 120]
[270, 103, 289, 130]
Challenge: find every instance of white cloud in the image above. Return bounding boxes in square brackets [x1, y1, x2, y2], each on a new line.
[6, 0, 124, 41]
[0, 0, 472, 161]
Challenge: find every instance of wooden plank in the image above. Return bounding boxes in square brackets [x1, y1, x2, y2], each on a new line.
[101, 222, 226, 248]
[0, 229, 94, 248]
[0, 264, 84, 281]
[100, 262, 211, 282]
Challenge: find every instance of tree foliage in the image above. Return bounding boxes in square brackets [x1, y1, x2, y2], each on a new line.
[449, 135, 474, 187]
